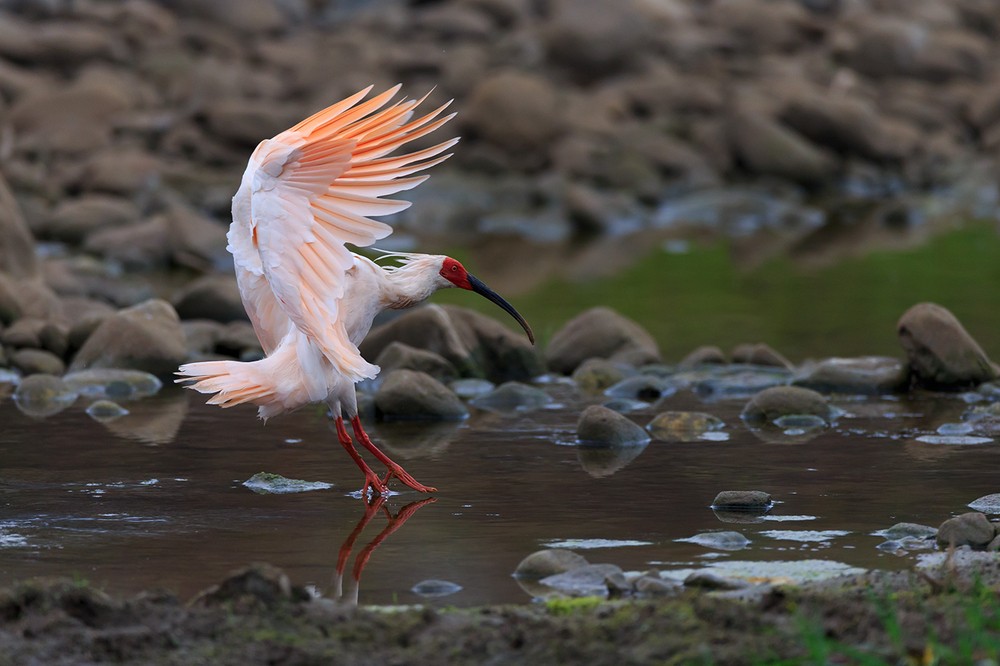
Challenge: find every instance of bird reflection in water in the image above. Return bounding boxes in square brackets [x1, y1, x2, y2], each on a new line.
[331, 495, 436, 606]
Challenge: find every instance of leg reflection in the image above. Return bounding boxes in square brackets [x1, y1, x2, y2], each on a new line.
[333, 495, 437, 606]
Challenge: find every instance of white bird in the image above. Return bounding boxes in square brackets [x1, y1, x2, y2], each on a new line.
[177, 86, 534, 496]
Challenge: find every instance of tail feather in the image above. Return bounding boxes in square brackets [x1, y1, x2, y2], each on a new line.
[177, 360, 277, 410]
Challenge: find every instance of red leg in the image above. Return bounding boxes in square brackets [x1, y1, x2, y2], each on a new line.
[350, 416, 438, 493]
[335, 417, 387, 496]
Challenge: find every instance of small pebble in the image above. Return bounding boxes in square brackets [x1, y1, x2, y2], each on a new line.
[85, 400, 129, 421]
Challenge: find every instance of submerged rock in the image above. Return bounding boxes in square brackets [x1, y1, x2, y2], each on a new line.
[242, 472, 334, 494]
[374, 370, 468, 421]
[897, 302, 996, 389]
[514, 549, 590, 580]
[546, 307, 660, 374]
[13, 374, 78, 417]
[936, 512, 996, 549]
[411, 580, 463, 598]
[676, 531, 750, 551]
[63, 369, 163, 399]
[469, 381, 553, 413]
[740, 386, 831, 425]
[689, 366, 792, 400]
[793, 356, 909, 394]
[880, 523, 939, 540]
[647, 411, 725, 442]
[572, 357, 632, 393]
[576, 405, 650, 446]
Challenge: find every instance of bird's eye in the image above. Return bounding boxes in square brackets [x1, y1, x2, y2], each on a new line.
[451, 265, 458, 272]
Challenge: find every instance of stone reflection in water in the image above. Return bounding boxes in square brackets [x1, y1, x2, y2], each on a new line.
[365, 421, 460, 459]
[575, 441, 649, 478]
[745, 425, 824, 445]
[330, 495, 436, 607]
[99, 392, 188, 445]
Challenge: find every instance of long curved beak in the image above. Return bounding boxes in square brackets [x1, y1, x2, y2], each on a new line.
[467, 274, 535, 344]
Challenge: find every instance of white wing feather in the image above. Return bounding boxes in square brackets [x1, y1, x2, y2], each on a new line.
[235, 86, 456, 382]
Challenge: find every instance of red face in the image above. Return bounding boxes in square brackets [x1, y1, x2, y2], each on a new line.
[440, 257, 472, 290]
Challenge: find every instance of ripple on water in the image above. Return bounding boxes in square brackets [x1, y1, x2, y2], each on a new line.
[915, 435, 993, 445]
[759, 529, 850, 542]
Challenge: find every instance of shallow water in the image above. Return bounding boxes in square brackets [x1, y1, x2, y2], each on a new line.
[1, 380, 998, 607]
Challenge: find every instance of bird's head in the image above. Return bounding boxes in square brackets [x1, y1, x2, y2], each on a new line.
[438, 257, 534, 344]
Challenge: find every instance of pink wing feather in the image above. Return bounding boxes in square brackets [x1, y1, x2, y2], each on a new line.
[233, 86, 457, 382]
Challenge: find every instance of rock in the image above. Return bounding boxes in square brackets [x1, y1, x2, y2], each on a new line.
[936, 512, 996, 549]
[374, 370, 468, 421]
[448, 378, 495, 400]
[576, 404, 650, 446]
[84, 217, 171, 270]
[690, 366, 792, 400]
[740, 386, 832, 425]
[1, 317, 46, 349]
[968, 494, 1000, 514]
[731, 343, 792, 369]
[76, 149, 162, 196]
[539, 563, 624, 598]
[163, 204, 231, 272]
[604, 375, 673, 401]
[0, 275, 61, 326]
[410, 580, 463, 598]
[172, 275, 248, 323]
[647, 411, 725, 442]
[601, 398, 649, 414]
[202, 100, 299, 147]
[0, 173, 39, 279]
[514, 549, 590, 580]
[85, 399, 129, 421]
[361, 305, 542, 384]
[679, 346, 726, 367]
[711, 490, 773, 512]
[69, 299, 187, 376]
[898, 303, 996, 388]
[63, 368, 163, 400]
[181, 320, 224, 357]
[463, 71, 561, 166]
[728, 111, 836, 186]
[44, 195, 141, 244]
[793, 356, 910, 394]
[468, 381, 552, 413]
[10, 348, 65, 376]
[8, 80, 131, 153]
[217, 321, 263, 358]
[683, 571, 751, 591]
[571, 357, 632, 393]
[192, 563, 310, 608]
[542, 0, 654, 82]
[547, 307, 659, 375]
[374, 342, 458, 383]
[242, 472, 334, 495]
[12, 373, 78, 417]
[677, 531, 750, 551]
[881, 523, 938, 540]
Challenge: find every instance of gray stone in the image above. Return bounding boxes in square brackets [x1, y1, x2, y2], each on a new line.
[411, 579, 462, 598]
[172, 275, 248, 323]
[514, 549, 590, 580]
[741, 386, 831, 425]
[85, 400, 129, 421]
[647, 411, 725, 442]
[683, 571, 751, 591]
[375, 342, 458, 383]
[571, 357, 632, 393]
[242, 472, 333, 495]
[881, 523, 938, 540]
[677, 531, 750, 551]
[679, 345, 726, 368]
[546, 307, 660, 375]
[45, 195, 141, 244]
[936, 512, 996, 549]
[793, 356, 910, 395]
[539, 563, 624, 598]
[898, 303, 996, 388]
[13, 374, 78, 418]
[576, 405, 651, 446]
[468, 381, 552, 413]
[711, 490, 773, 512]
[63, 369, 163, 400]
[968, 494, 1000, 514]
[731, 343, 792, 369]
[69, 299, 187, 377]
[633, 575, 682, 597]
[10, 348, 65, 376]
[690, 366, 792, 400]
[448, 378, 495, 400]
[0, 172, 39, 279]
[728, 111, 836, 186]
[374, 370, 468, 421]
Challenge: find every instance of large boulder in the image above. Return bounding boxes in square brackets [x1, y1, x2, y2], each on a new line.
[69, 299, 187, 376]
[936, 512, 996, 549]
[361, 304, 541, 384]
[897, 303, 996, 388]
[793, 356, 910, 395]
[546, 307, 659, 374]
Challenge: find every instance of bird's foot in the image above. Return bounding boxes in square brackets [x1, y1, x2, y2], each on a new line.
[360, 472, 389, 498]
[381, 465, 437, 494]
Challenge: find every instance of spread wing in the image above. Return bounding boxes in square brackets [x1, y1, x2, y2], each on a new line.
[236, 85, 457, 381]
